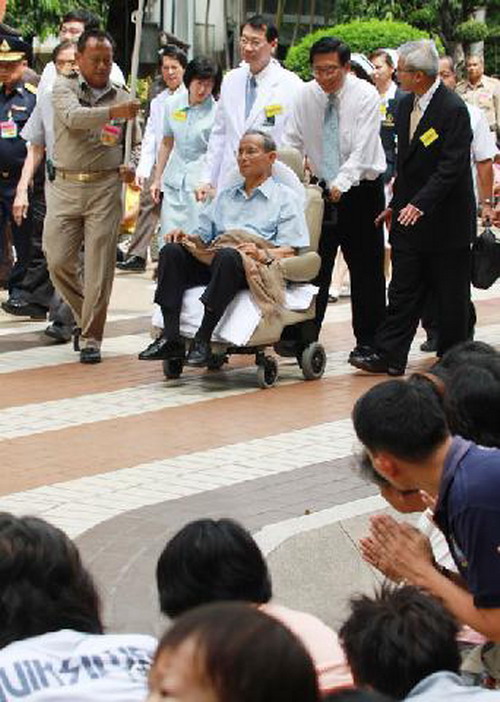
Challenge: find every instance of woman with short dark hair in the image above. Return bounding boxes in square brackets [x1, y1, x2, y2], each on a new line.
[150, 56, 221, 245]
[147, 602, 320, 702]
[156, 518, 352, 693]
[0, 513, 156, 702]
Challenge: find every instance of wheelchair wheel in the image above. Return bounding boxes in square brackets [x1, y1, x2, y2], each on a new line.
[207, 353, 227, 371]
[163, 358, 184, 379]
[257, 356, 278, 389]
[300, 342, 326, 380]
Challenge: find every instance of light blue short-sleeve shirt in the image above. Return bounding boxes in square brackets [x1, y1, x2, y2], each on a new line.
[196, 177, 310, 249]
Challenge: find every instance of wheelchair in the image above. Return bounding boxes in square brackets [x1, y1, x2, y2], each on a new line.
[157, 148, 327, 389]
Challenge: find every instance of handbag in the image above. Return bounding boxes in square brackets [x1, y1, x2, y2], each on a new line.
[471, 225, 500, 290]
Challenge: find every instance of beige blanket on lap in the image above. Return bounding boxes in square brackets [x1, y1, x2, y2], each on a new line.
[182, 229, 285, 320]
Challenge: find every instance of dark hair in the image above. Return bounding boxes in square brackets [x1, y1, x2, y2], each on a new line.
[155, 602, 320, 702]
[0, 514, 103, 649]
[52, 39, 76, 63]
[158, 43, 188, 69]
[352, 379, 449, 462]
[369, 49, 394, 68]
[241, 14, 278, 43]
[339, 586, 460, 700]
[444, 355, 500, 447]
[183, 56, 222, 96]
[431, 340, 498, 380]
[77, 28, 115, 54]
[156, 518, 272, 618]
[310, 36, 351, 66]
[326, 690, 395, 702]
[243, 129, 277, 152]
[61, 9, 100, 31]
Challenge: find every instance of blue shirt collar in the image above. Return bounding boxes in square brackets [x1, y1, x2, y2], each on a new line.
[434, 436, 473, 517]
[233, 175, 276, 200]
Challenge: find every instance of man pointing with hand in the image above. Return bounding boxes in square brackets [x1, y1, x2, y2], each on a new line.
[43, 29, 140, 364]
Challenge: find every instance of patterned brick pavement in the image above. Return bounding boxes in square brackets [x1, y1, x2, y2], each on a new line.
[1, 270, 499, 636]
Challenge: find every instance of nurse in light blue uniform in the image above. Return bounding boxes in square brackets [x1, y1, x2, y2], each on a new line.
[150, 57, 221, 246]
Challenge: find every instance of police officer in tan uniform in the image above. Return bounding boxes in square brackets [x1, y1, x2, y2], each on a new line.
[44, 28, 140, 364]
[457, 54, 500, 143]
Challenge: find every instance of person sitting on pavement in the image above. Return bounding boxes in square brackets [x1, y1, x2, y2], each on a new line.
[155, 518, 353, 693]
[339, 585, 498, 700]
[0, 513, 156, 702]
[147, 602, 320, 702]
[352, 378, 500, 647]
[138, 129, 309, 368]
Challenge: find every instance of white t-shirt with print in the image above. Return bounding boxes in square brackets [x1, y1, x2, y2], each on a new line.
[0, 629, 157, 702]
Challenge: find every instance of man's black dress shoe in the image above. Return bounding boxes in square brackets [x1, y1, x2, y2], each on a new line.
[349, 351, 405, 377]
[348, 344, 375, 363]
[420, 337, 438, 353]
[138, 337, 185, 361]
[44, 322, 72, 343]
[1, 299, 47, 319]
[186, 338, 211, 367]
[116, 255, 146, 272]
[80, 347, 101, 364]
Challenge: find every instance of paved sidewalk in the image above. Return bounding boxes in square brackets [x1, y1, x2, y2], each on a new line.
[1, 269, 499, 638]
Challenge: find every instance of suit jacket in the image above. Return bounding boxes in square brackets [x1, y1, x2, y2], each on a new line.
[390, 82, 475, 252]
[381, 86, 406, 183]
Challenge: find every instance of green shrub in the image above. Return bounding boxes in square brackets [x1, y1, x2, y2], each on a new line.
[285, 19, 438, 80]
[455, 20, 490, 44]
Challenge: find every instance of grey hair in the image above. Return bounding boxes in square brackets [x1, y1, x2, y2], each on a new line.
[398, 40, 439, 78]
[243, 129, 277, 153]
[440, 55, 455, 74]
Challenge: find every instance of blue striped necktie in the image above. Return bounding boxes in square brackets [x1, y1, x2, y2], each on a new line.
[322, 93, 340, 182]
[245, 74, 257, 119]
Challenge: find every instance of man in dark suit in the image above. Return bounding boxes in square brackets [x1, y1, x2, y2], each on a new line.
[350, 40, 475, 376]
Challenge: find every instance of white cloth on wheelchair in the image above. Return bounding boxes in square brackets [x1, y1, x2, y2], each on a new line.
[151, 283, 318, 346]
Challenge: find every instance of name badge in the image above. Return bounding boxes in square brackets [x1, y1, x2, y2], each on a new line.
[420, 127, 439, 147]
[172, 109, 187, 122]
[100, 123, 121, 146]
[0, 120, 17, 139]
[264, 104, 283, 118]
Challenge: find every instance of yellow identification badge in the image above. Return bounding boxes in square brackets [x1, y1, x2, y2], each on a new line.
[420, 127, 439, 147]
[264, 104, 283, 118]
[380, 103, 387, 118]
[172, 109, 187, 122]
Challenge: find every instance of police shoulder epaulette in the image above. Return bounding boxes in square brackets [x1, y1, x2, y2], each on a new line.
[24, 82, 37, 95]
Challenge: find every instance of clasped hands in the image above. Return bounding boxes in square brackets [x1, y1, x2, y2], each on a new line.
[359, 514, 435, 585]
[164, 231, 269, 262]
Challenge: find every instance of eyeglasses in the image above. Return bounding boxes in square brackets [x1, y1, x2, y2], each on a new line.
[312, 65, 342, 76]
[240, 37, 266, 49]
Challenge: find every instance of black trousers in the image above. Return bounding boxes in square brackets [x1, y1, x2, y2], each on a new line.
[0, 178, 33, 295]
[421, 294, 476, 342]
[154, 243, 248, 321]
[376, 244, 471, 367]
[314, 177, 386, 345]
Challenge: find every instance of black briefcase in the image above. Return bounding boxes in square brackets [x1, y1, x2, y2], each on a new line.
[471, 226, 500, 290]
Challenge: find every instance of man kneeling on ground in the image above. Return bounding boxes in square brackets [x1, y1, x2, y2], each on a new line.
[138, 130, 309, 367]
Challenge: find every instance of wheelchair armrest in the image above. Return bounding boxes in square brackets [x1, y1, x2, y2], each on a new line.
[279, 251, 321, 282]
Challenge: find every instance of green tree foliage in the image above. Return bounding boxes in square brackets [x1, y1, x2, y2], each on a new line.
[5, 0, 108, 38]
[285, 19, 435, 80]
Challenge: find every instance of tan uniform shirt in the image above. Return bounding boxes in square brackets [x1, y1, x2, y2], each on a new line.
[456, 74, 500, 137]
[52, 74, 139, 171]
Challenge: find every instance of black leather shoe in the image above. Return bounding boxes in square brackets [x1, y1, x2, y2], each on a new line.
[420, 337, 438, 353]
[80, 347, 101, 364]
[44, 322, 72, 343]
[348, 344, 375, 363]
[116, 255, 146, 272]
[1, 299, 47, 319]
[138, 336, 185, 361]
[186, 338, 211, 367]
[349, 351, 405, 377]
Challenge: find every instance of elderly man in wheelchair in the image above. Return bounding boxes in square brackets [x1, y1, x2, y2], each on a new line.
[138, 130, 326, 387]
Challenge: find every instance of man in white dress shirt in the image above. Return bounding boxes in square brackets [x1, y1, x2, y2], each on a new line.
[117, 45, 187, 272]
[38, 9, 125, 93]
[283, 36, 386, 361]
[196, 14, 302, 198]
